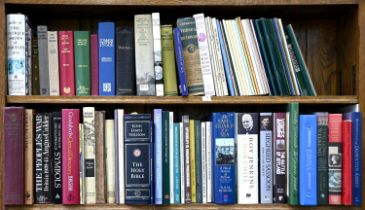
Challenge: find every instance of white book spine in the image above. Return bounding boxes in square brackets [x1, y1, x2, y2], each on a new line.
[7, 14, 26, 95]
[169, 112, 175, 203]
[79, 123, 85, 204]
[205, 17, 220, 96]
[105, 119, 116, 203]
[193, 13, 215, 96]
[180, 122, 185, 204]
[83, 107, 96, 204]
[285, 111, 290, 198]
[201, 122, 207, 203]
[25, 19, 32, 95]
[47, 31, 60, 95]
[205, 121, 212, 203]
[117, 109, 125, 204]
[152, 12, 164, 96]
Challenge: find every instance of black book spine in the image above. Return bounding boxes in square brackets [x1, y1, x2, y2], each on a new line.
[34, 113, 44, 203]
[42, 113, 52, 203]
[317, 113, 328, 205]
[116, 27, 136, 95]
[51, 112, 62, 203]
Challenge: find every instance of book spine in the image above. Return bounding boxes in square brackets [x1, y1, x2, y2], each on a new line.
[273, 112, 287, 203]
[47, 31, 60, 96]
[135, 14, 156, 96]
[195, 120, 202, 203]
[124, 114, 153, 204]
[288, 103, 299, 205]
[169, 112, 175, 203]
[42, 113, 52, 203]
[37, 25, 49, 95]
[7, 14, 26, 95]
[201, 122, 207, 204]
[34, 113, 44, 203]
[205, 122, 212, 203]
[25, 18, 31, 95]
[152, 12, 164, 96]
[161, 25, 178, 96]
[105, 119, 116, 203]
[154, 109, 163, 204]
[90, 34, 99, 96]
[3, 107, 25, 205]
[62, 109, 80, 204]
[316, 112, 329, 205]
[259, 113, 273, 203]
[98, 22, 116, 96]
[182, 115, 191, 203]
[342, 120, 352, 205]
[328, 114, 342, 205]
[24, 109, 34, 204]
[177, 17, 204, 95]
[299, 115, 317, 206]
[74, 31, 90, 96]
[31, 37, 40, 95]
[173, 28, 188, 96]
[189, 120, 196, 202]
[173, 123, 181, 204]
[80, 123, 85, 204]
[58, 31, 75, 96]
[179, 122, 185, 204]
[51, 112, 62, 204]
[95, 111, 106, 203]
[116, 109, 125, 204]
[162, 111, 170, 204]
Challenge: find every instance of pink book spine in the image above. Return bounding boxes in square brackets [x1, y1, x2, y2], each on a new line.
[90, 34, 99, 96]
[342, 120, 352, 205]
[62, 109, 80, 204]
[58, 31, 75, 96]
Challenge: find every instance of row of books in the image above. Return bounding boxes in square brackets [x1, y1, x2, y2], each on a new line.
[7, 12, 316, 97]
[3, 105, 361, 206]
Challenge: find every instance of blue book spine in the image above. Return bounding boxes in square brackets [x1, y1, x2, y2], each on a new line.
[345, 112, 362, 205]
[154, 109, 163, 204]
[173, 28, 188, 96]
[173, 123, 181, 204]
[212, 112, 236, 204]
[299, 115, 317, 206]
[98, 22, 115, 96]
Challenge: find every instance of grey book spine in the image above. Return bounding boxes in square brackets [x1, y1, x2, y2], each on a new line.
[37, 25, 49, 95]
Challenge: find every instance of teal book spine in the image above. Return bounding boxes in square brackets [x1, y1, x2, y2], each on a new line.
[74, 31, 90, 95]
[162, 111, 170, 204]
[173, 123, 181, 204]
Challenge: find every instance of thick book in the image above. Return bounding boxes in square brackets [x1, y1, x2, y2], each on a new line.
[124, 114, 153, 204]
[34, 113, 43, 203]
[41, 113, 52, 203]
[161, 25, 178, 96]
[154, 109, 163, 204]
[328, 114, 342, 205]
[74, 31, 90, 96]
[25, 109, 34, 204]
[105, 119, 116, 203]
[342, 119, 352, 205]
[152, 12, 164, 96]
[95, 111, 106, 203]
[90, 34, 99, 96]
[51, 112, 62, 204]
[299, 115, 317, 206]
[62, 109, 80, 204]
[173, 28, 189, 96]
[31, 37, 40, 95]
[3, 107, 25, 205]
[177, 17, 204, 95]
[47, 31, 60, 96]
[98, 22, 116, 96]
[7, 14, 26, 95]
[212, 112, 236, 204]
[116, 27, 136, 96]
[316, 112, 329, 205]
[288, 103, 299, 205]
[236, 113, 259, 204]
[37, 25, 49, 95]
[58, 31, 75, 96]
[135, 14, 156, 96]
[259, 113, 273, 204]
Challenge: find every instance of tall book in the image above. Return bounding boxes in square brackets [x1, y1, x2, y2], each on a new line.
[37, 25, 49, 95]
[74, 31, 90, 95]
[161, 25, 178, 96]
[34, 113, 43, 203]
[90, 34, 99, 96]
[169, 112, 175, 204]
[316, 112, 329, 205]
[189, 120, 196, 202]
[47, 31, 60, 96]
[51, 112, 62, 203]
[154, 109, 163, 204]
[259, 113, 273, 204]
[24, 109, 34, 204]
[105, 119, 116, 203]
[205, 121, 213, 203]
[195, 120, 202, 203]
[58, 31, 75, 96]
[62, 109, 80, 204]
[201, 122, 207, 204]
[180, 122, 185, 204]
[182, 115, 191, 203]
[115, 109, 125, 204]
[177, 17, 204, 95]
[116, 27, 136, 95]
[328, 114, 342, 205]
[41, 113, 52, 203]
[162, 111, 170, 204]
[135, 14, 156, 96]
[236, 113, 259, 204]
[24, 18, 32, 95]
[342, 119, 352, 205]
[288, 103, 299, 205]
[212, 112, 236, 204]
[80, 123, 85, 204]
[299, 115, 317, 206]
[7, 14, 26, 95]
[152, 12, 164, 96]
[124, 114, 153, 204]
[3, 107, 25, 205]
[173, 28, 189, 96]
[173, 123, 181, 204]
[98, 22, 115, 96]
[95, 111, 106, 203]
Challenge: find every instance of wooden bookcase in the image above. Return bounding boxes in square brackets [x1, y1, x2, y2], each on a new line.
[0, 0, 364, 209]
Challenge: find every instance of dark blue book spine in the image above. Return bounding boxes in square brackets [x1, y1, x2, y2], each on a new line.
[299, 115, 317, 206]
[124, 114, 152, 204]
[98, 22, 115, 96]
[212, 112, 236, 204]
[173, 28, 188, 96]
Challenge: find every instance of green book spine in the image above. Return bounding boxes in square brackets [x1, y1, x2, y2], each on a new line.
[74, 31, 90, 95]
[162, 111, 170, 204]
[316, 112, 329, 205]
[288, 103, 299, 205]
[194, 120, 202, 203]
[161, 25, 178, 96]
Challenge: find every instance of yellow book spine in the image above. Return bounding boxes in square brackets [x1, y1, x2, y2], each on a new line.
[189, 119, 196, 202]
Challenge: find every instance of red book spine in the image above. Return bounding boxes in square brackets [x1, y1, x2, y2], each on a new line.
[62, 109, 80, 204]
[90, 34, 99, 96]
[328, 114, 342, 205]
[58, 31, 75, 96]
[342, 120, 352, 205]
[3, 107, 25, 205]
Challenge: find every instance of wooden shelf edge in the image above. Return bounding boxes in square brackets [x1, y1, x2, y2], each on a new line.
[3, 0, 359, 6]
[6, 95, 359, 105]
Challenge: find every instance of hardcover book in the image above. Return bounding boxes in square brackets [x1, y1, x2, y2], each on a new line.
[47, 31, 60, 96]
[182, 115, 191, 203]
[316, 112, 329, 205]
[288, 103, 299, 205]
[34, 112, 43, 203]
[173, 28, 189, 96]
[95, 111, 106, 203]
[105, 119, 116, 203]
[174, 123, 181, 204]
[342, 119, 352, 205]
[161, 25, 178, 96]
[154, 109, 163, 204]
[189, 120, 196, 203]
[37, 25, 49, 95]
[162, 111, 170, 204]
[51, 112, 62, 203]
[58, 31, 75, 96]
[195, 120, 202, 203]
[152, 12, 164, 96]
[90, 34, 99, 96]
[31, 37, 40, 95]
[25, 109, 34, 204]
[41, 113, 52, 203]
[74, 31, 90, 96]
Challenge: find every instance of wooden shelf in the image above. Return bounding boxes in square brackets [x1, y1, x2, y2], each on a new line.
[6, 95, 359, 105]
[3, 0, 359, 6]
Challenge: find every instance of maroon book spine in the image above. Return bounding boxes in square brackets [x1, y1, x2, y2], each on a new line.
[3, 107, 25, 205]
[90, 34, 99, 96]
[58, 31, 76, 96]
